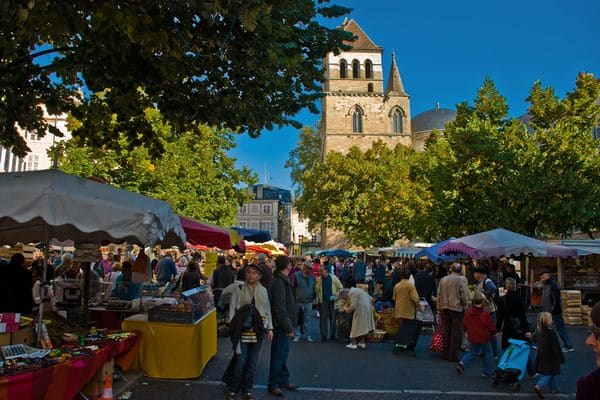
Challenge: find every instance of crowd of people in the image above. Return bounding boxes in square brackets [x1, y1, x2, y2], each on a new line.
[1, 249, 598, 399]
[212, 253, 598, 400]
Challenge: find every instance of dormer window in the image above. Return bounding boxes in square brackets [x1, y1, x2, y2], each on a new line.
[365, 60, 373, 79]
[339, 59, 347, 79]
[352, 60, 360, 79]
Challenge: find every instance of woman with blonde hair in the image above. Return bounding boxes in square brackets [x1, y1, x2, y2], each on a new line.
[532, 312, 565, 398]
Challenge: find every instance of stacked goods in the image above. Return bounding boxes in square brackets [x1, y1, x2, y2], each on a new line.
[582, 305, 592, 325]
[561, 290, 583, 325]
[0, 244, 37, 263]
[0, 313, 21, 333]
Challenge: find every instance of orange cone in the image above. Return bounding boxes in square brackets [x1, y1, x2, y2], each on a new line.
[99, 375, 113, 400]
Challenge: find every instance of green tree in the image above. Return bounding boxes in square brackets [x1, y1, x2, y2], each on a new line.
[524, 74, 600, 237]
[55, 109, 257, 226]
[296, 141, 428, 247]
[285, 125, 321, 196]
[1, 1, 352, 157]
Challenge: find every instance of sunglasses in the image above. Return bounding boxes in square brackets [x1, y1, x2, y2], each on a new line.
[590, 326, 600, 340]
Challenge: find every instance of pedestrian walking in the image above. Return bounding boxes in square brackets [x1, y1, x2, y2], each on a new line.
[222, 264, 273, 400]
[268, 256, 299, 397]
[293, 261, 316, 342]
[437, 262, 470, 362]
[473, 266, 499, 358]
[539, 269, 573, 352]
[531, 312, 565, 398]
[456, 293, 497, 377]
[576, 302, 600, 399]
[314, 265, 343, 341]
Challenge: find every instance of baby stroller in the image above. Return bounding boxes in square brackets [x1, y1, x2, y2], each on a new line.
[416, 298, 435, 333]
[492, 339, 530, 392]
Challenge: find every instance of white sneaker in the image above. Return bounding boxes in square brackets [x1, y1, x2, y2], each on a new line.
[293, 337, 300, 343]
[306, 337, 314, 342]
[357, 342, 366, 349]
[345, 343, 358, 350]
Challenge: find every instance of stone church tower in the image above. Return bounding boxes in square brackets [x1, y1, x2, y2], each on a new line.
[318, 19, 457, 248]
[320, 19, 412, 158]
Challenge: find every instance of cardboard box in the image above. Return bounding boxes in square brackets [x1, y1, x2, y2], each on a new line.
[0, 333, 11, 346]
[11, 325, 36, 346]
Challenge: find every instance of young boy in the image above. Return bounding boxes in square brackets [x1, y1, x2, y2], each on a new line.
[456, 292, 497, 377]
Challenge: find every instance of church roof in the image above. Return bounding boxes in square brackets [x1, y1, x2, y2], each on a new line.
[341, 19, 382, 51]
[385, 52, 407, 96]
[412, 106, 456, 133]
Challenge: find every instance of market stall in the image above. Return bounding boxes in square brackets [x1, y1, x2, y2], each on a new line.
[121, 286, 216, 378]
[0, 314, 142, 400]
[122, 310, 216, 379]
[0, 169, 188, 397]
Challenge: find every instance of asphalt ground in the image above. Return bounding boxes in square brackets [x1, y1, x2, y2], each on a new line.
[119, 313, 594, 400]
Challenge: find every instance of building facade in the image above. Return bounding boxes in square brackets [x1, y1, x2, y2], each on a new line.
[236, 184, 292, 245]
[290, 206, 321, 256]
[0, 108, 70, 173]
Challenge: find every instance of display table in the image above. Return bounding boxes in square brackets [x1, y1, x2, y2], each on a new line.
[0, 331, 142, 400]
[121, 308, 216, 379]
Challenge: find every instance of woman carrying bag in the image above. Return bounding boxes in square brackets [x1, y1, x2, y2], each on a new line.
[497, 277, 531, 349]
[222, 264, 273, 400]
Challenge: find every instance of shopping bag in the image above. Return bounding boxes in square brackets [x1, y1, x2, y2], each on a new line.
[429, 322, 445, 353]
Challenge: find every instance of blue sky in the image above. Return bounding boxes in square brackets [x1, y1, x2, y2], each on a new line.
[228, 0, 600, 191]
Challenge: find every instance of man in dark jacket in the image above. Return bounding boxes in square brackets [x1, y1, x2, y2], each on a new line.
[414, 261, 436, 313]
[540, 269, 573, 351]
[268, 255, 298, 396]
[576, 302, 600, 399]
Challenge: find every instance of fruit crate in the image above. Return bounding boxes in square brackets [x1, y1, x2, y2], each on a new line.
[147, 305, 203, 324]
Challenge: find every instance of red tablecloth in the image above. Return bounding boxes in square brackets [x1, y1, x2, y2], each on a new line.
[0, 331, 143, 400]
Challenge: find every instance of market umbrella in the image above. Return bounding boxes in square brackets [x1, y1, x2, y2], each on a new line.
[414, 238, 458, 262]
[180, 216, 243, 251]
[0, 169, 186, 247]
[0, 169, 187, 344]
[438, 228, 577, 259]
[317, 248, 355, 257]
[230, 227, 271, 242]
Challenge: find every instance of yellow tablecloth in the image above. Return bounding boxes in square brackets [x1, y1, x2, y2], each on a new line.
[121, 309, 217, 378]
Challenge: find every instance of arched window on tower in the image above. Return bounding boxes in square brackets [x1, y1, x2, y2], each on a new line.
[352, 108, 363, 133]
[367, 83, 373, 92]
[392, 108, 404, 134]
[339, 59, 347, 78]
[352, 60, 360, 79]
[365, 60, 373, 79]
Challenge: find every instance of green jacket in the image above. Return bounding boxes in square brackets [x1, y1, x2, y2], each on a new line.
[314, 273, 343, 303]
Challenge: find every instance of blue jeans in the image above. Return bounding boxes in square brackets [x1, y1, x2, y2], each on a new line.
[319, 300, 336, 340]
[268, 329, 291, 390]
[227, 334, 264, 392]
[460, 342, 493, 376]
[490, 311, 498, 356]
[552, 314, 573, 349]
[537, 374, 560, 392]
[295, 302, 313, 339]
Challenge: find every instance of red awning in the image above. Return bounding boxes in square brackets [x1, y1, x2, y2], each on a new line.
[179, 216, 235, 250]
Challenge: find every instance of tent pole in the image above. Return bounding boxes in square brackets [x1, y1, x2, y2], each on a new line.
[37, 228, 49, 347]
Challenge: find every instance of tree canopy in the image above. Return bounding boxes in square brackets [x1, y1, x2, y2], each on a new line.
[291, 75, 600, 246]
[55, 109, 257, 226]
[1, 1, 352, 157]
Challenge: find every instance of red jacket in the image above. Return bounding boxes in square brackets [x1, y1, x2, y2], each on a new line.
[463, 306, 497, 344]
